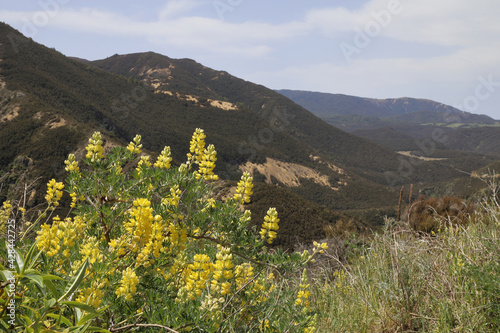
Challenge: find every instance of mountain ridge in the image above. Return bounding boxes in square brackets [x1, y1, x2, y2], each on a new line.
[276, 89, 496, 124]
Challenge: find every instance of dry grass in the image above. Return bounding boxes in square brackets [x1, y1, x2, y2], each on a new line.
[312, 186, 500, 332]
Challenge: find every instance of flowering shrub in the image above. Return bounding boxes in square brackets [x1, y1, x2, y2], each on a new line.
[0, 128, 327, 332]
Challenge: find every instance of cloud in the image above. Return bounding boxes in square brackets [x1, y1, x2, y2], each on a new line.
[0, 6, 307, 57]
[2, 0, 499, 116]
[158, 0, 200, 20]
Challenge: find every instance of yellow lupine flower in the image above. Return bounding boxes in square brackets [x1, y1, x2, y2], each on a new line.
[295, 269, 311, 308]
[234, 171, 253, 204]
[162, 185, 182, 207]
[135, 219, 165, 267]
[116, 267, 139, 301]
[36, 219, 61, 257]
[108, 236, 127, 256]
[260, 319, 271, 332]
[85, 132, 104, 162]
[136, 155, 151, 174]
[124, 198, 154, 250]
[313, 241, 329, 254]
[195, 144, 219, 181]
[167, 222, 188, 252]
[187, 128, 206, 163]
[259, 208, 279, 244]
[211, 246, 234, 296]
[76, 279, 107, 308]
[185, 254, 212, 300]
[64, 153, 79, 173]
[154, 146, 172, 169]
[45, 179, 64, 207]
[79, 236, 103, 264]
[234, 263, 254, 289]
[127, 134, 142, 154]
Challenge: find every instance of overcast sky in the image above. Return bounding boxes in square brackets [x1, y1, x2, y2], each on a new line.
[2, 0, 500, 118]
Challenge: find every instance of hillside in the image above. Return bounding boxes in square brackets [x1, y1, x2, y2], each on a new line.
[0, 22, 493, 241]
[90, 52, 481, 191]
[277, 89, 500, 187]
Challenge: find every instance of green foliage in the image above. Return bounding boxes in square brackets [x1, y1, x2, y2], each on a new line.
[0, 131, 324, 332]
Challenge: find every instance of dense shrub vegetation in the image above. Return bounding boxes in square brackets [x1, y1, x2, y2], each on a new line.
[0, 130, 328, 332]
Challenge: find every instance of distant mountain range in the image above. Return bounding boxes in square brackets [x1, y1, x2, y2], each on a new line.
[1, 22, 498, 246]
[277, 89, 497, 127]
[277, 89, 500, 156]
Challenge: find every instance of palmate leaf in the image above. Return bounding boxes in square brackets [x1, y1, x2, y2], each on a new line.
[58, 258, 89, 303]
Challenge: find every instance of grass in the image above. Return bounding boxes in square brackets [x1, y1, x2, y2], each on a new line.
[312, 191, 500, 332]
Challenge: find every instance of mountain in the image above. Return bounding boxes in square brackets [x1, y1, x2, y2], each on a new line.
[278, 88, 500, 159]
[0, 23, 493, 246]
[277, 89, 495, 122]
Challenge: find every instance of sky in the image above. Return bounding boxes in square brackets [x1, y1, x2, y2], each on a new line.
[2, 0, 500, 119]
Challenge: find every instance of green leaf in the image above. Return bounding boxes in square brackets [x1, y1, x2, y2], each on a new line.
[13, 248, 24, 273]
[23, 242, 42, 273]
[0, 319, 10, 330]
[42, 274, 64, 281]
[42, 278, 60, 299]
[58, 258, 89, 302]
[72, 321, 91, 333]
[76, 306, 109, 327]
[24, 273, 44, 289]
[46, 313, 73, 327]
[0, 269, 14, 283]
[61, 301, 97, 314]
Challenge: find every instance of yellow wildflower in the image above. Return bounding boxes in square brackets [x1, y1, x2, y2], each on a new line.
[127, 134, 142, 154]
[76, 279, 107, 308]
[64, 153, 79, 173]
[154, 146, 172, 169]
[295, 269, 311, 308]
[85, 132, 104, 162]
[260, 319, 271, 332]
[211, 246, 234, 296]
[313, 241, 329, 254]
[234, 263, 254, 289]
[162, 185, 182, 208]
[45, 179, 64, 207]
[259, 208, 279, 244]
[185, 254, 212, 300]
[36, 216, 62, 257]
[0, 201, 12, 234]
[124, 198, 154, 250]
[234, 171, 253, 204]
[136, 155, 151, 174]
[195, 144, 219, 181]
[79, 236, 103, 264]
[116, 267, 139, 301]
[187, 128, 206, 163]
[168, 222, 188, 252]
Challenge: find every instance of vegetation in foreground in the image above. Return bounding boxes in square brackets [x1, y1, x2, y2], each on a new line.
[0, 129, 327, 332]
[313, 183, 500, 332]
[1, 127, 499, 332]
